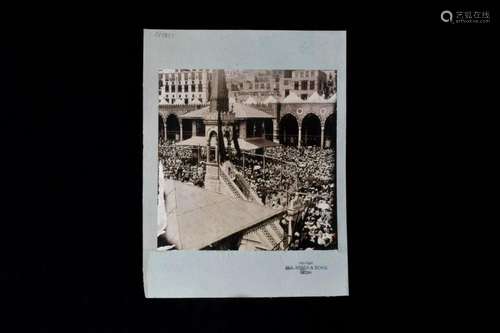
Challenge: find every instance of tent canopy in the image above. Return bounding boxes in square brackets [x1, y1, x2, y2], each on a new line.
[164, 179, 283, 250]
[282, 92, 303, 103]
[175, 136, 279, 151]
[179, 103, 273, 120]
[306, 91, 326, 103]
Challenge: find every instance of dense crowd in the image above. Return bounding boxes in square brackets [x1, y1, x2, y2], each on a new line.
[230, 145, 337, 249]
[158, 140, 337, 250]
[158, 140, 206, 187]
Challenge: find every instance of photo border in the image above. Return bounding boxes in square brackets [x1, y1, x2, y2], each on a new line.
[143, 30, 348, 297]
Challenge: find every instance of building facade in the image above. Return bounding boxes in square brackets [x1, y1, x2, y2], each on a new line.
[159, 69, 212, 105]
[226, 70, 329, 102]
[286, 70, 327, 100]
[159, 70, 337, 148]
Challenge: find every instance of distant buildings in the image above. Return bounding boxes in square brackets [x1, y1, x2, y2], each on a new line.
[158, 69, 338, 148]
[159, 69, 212, 105]
[225, 70, 333, 102]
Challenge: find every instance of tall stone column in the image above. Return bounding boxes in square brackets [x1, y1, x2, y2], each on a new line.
[192, 120, 197, 136]
[180, 122, 183, 141]
[239, 120, 247, 139]
[272, 119, 279, 143]
[320, 126, 325, 149]
[298, 126, 302, 148]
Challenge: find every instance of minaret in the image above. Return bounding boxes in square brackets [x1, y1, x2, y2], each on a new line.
[209, 70, 229, 115]
[203, 70, 237, 195]
[203, 70, 234, 162]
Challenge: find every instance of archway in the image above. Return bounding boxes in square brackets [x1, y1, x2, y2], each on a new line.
[279, 113, 298, 146]
[324, 113, 336, 149]
[263, 119, 273, 141]
[183, 119, 193, 139]
[158, 115, 165, 144]
[207, 130, 218, 163]
[246, 119, 265, 138]
[301, 113, 321, 147]
[166, 114, 180, 142]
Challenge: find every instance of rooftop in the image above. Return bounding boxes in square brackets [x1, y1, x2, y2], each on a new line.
[164, 179, 283, 250]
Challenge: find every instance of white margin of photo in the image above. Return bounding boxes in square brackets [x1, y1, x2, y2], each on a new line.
[143, 30, 348, 298]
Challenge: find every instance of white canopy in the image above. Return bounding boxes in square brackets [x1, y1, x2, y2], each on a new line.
[306, 91, 326, 103]
[282, 92, 303, 103]
[159, 96, 168, 105]
[326, 93, 337, 103]
[173, 98, 185, 105]
[262, 95, 278, 104]
[189, 98, 201, 105]
[243, 96, 258, 105]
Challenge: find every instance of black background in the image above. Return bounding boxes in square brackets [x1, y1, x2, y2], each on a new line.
[1, 5, 496, 331]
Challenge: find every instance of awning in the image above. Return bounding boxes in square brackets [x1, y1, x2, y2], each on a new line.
[179, 106, 210, 119]
[233, 103, 273, 119]
[164, 179, 283, 250]
[179, 103, 273, 120]
[174, 136, 210, 147]
[175, 136, 278, 151]
[238, 137, 279, 150]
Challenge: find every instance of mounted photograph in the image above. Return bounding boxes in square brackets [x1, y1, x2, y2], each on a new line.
[156, 69, 338, 251]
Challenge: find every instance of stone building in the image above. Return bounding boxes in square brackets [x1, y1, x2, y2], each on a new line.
[159, 69, 337, 149]
[158, 69, 212, 105]
[226, 70, 329, 102]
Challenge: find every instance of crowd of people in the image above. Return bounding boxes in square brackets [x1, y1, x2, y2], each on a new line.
[158, 140, 206, 187]
[158, 140, 337, 250]
[229, 145, 337, 250]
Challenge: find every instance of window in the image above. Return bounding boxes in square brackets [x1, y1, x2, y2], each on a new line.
[284, 70, 292, 78]
[184, 84, 188, 92]
[294, 81, 299, 90]
[159, 80, 163, 88]
[284, 80, 289, 86]
[178, 85, 182, 92]
[266, 83, 270, 89]
[285, 89, 290, 96]
[198, 83, 203, 92]
[301, 80, 308, 90]
[300, 71, 304, 78]
[191, 84, 196, 91]
[171, 85, 175, 92]
[165, 85, 169, 92]
[301, 94, 308, 100]
[261, 83, 265, 89]
[310, 81, 315, 90]
[305, 71, 309, 77]
[166, 98, 169, 104]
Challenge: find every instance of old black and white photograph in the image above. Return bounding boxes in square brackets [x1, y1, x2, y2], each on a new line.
[157, 69, 338, 251]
